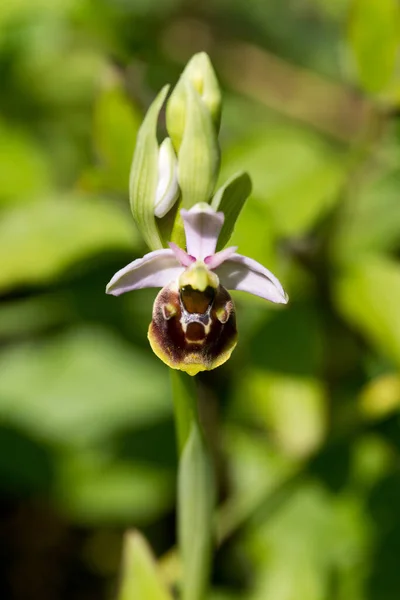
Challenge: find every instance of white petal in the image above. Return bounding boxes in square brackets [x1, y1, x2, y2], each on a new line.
[106, 249, 184, 296]
[181, 203, 224, 260]
[215, 253, 288, 304]
[154, 138, 180, 218]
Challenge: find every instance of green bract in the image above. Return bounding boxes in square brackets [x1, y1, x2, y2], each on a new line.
[129, 85, 170, 251]
[211, 171, 252, 250]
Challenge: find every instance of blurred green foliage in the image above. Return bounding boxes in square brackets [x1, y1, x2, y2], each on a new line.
[2, 0, 400, 599]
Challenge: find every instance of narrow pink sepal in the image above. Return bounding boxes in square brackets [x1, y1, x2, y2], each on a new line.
[204, 246, 238, 269]
[168, 242, 196, 267]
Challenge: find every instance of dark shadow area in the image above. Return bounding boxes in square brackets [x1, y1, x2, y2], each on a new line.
[366, 470, 400, 600]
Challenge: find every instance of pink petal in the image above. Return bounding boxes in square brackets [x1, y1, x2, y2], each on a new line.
[204, 246, 238, 269]
[168, 242, 196, 267]
[215, 253, 288, 304]
[181, 204, 224, 260]
[106, 249, 184, 297]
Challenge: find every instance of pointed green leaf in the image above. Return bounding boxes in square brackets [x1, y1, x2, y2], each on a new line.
[348, 0, 400, 94]
[211, 171, 252, 250]
[178, 422, 215, 600]
[118, 530, 173, 600]
[130, 85, 169, 251]
[176, 81, 220, 209]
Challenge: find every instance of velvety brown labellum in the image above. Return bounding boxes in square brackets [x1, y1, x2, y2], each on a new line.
[148, 282, 237, 375]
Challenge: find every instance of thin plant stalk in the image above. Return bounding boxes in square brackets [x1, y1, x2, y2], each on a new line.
[170, 370, 215, 600]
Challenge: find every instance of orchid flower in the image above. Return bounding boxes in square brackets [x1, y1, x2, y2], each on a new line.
[106, 203, 288, 376]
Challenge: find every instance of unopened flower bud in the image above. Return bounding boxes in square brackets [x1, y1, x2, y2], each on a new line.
[154, 137, 180, 218]
[166, 52, 221, 151]
[166, 54, 221, 212]
[189, 53, 222, 130]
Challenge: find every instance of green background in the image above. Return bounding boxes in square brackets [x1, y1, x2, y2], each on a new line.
[2, 0, 400, 598]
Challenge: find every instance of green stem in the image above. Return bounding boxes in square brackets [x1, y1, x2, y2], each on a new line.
[170, 369, 199, 454]
[170, 370, 215, 600]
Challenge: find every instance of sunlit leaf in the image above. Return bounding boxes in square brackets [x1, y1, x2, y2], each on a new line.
[0, 327, 171, 446]
[331, 169, 400, 261]
[352, 435, 394, 489]
[57, 450, 174, 525]
[348, 0, 400, 94]
[234, 370, 327, 457]
[0, 123, 51, 205]
[0, 0, 77, 25]
[217, 427, 297, 543]
[334, 256, 400, 365]
[221, 126, 345, 237]
[208, 592, 243, 600]
[92, 85, 141, 192]
[246, 482, 370, 600]
[359, 373, 400, 420]
[0, 195, 137, 291]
